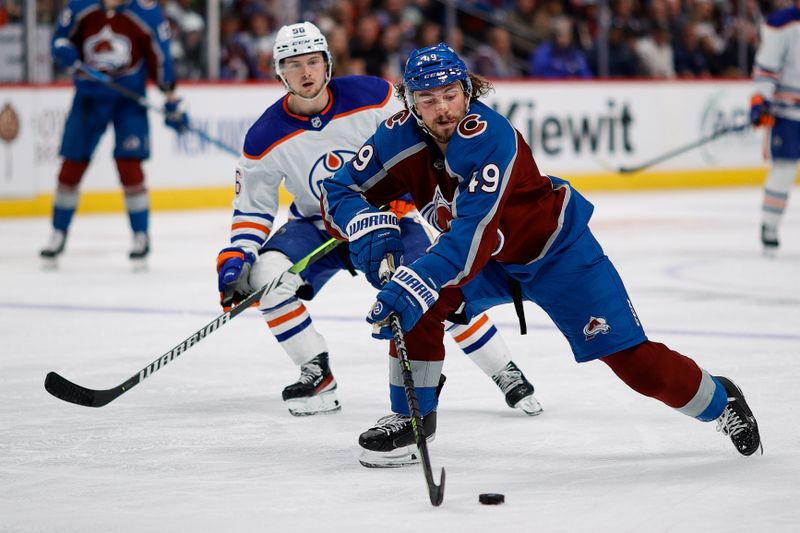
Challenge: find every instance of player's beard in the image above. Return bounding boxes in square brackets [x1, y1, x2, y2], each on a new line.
[426, 111, 463, 144]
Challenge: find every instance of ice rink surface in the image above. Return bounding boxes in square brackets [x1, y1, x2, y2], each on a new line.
[1, 186, 798, 532]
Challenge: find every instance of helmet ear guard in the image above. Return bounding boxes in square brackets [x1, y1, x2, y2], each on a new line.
[273, 21, 332, 100]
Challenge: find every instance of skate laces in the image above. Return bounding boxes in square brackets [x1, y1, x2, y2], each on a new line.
[374, 413, 410, 434]
[716, 403, 748, 437]
[492, 364, 524, 393]
[297, 359, 323, 384]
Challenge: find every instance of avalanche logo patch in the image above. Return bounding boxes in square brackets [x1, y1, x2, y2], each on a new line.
[457, 113, 487, 139]
[419, 186, 452, 232]
[84, 25, 132, 71]
[583, 316, 610, 340]
[308, 149, 356, 200]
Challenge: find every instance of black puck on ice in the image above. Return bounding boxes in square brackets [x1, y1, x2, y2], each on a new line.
[479, 493, 505, 505]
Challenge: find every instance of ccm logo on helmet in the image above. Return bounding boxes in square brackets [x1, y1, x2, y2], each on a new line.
[457, 114, 487, 139]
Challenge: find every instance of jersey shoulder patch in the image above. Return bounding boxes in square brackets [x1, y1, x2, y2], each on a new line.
[243, 99, 301, 159]
[766, 7, 800, 28]
[330, 76, 393, 117]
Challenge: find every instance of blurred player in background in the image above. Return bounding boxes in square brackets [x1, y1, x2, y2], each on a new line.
[41, 0, 189, 265]
[322, 43, 762, 467]
[216, 22, 542, 425]
[750, 1, 800, 253]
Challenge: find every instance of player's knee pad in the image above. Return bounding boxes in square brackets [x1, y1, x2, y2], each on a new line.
[115, 158, 145, 192]
[250, 251, 302, 311]
[57, 160, 89, 188]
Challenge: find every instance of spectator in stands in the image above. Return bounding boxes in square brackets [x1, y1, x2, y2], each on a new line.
[175, 11, 205, 80]
[504, 0, 550, 62]
[349, 14, 387, 77]
[635, 21, 675, 78]
[381, 23, 406, 82]
[673, 21, 710, 77]
[590, 19, 641, 77]
[470, 26, 523, 78]
[327, 25, 353, 76]
[243, 7, 276, 79]
[220, 11, 257, 80]
[415, 20, 443, 48]
[529, 16, 592, 78]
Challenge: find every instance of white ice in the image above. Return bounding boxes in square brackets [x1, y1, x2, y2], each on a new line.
[1, 186, 798, 532]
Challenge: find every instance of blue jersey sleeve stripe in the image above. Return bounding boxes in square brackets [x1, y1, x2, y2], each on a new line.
[233, 210, 274, 222]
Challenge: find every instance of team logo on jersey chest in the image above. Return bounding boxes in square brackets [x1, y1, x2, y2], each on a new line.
[457, 113, 488, 139]
[308, 149, 356, 199]
[84, 25, 132, 71]
[419, 186, 453, 232]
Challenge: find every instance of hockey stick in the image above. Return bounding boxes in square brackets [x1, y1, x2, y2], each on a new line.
[75, 62, 241, 157]
[380, 260, 445, 506]
[618, 122, 751, 174]
[44, 237, 342, 407]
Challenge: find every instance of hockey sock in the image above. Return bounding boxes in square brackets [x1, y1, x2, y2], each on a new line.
[116, 158, 149, 233]
[762, 159, 797, 228]
[447, 314, 511, 375]
[600, 340, 726, 421]
[262, 299, 328, 365]
[52, 160, 89, 231]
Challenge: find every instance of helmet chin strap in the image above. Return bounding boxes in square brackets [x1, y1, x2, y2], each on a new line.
[407, 81, 471, 143]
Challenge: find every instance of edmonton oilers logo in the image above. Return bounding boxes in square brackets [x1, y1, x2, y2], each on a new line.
[308, 149, 356, 199]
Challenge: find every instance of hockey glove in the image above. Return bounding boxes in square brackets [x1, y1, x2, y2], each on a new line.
[164, 99, 190, 133]
[217, 247, 256, 309]
[347, 211, 404, 289]
[750, 95, 774, 128]
[367, 265, 440, 339]
[52, 38, 79, 69]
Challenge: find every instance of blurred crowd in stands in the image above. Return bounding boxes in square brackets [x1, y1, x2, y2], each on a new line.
[2, 0, 791, 81]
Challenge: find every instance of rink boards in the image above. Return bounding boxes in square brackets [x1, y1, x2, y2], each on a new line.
[0, 79, 772, 216]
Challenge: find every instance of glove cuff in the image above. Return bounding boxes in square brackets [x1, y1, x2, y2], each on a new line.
[392, 265, 439, 312]
[216, 247, 255, 271]
[346, 211, 399, 241]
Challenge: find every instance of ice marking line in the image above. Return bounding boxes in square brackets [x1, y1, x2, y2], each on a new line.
[3, 301, 799, 342]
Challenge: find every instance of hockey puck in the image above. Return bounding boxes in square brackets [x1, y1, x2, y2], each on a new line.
[479, 493, 505, 505]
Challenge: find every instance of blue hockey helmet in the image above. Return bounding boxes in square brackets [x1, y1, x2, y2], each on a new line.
[403, 43, 472, 106]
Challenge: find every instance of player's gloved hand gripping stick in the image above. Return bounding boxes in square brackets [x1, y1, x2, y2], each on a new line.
[372, 255, 445, 507]
[75, 62, 241, 157]
[44, 237, 342, 408]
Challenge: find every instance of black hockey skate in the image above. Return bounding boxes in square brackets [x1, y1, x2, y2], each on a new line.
[358, 410, 437, 468]
[761, 224, 779, 254]
[129, 232, 150, 261]
[40, 230, 67, 260]
[714, 376, 762, 456]
[282, 352, 340, 416]
[492, 361, 543, 415]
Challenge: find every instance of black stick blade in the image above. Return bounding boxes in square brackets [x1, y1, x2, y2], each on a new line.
[429, 468, 445, 506]
[45, 371, 109, 407]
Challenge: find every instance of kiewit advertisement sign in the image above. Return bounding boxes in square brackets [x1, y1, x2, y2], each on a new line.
[0, 80, 768, 216]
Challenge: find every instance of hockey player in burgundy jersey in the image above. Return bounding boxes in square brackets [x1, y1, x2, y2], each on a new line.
[321, 43, 762, 465]
[750, 1, 800, 252]
[41, 0, 188, 264]
[215, 23, 541, 425]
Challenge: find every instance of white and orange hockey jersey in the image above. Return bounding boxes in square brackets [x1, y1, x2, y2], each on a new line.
[753, 5, 800, 121]
[228, 75, 403, 255]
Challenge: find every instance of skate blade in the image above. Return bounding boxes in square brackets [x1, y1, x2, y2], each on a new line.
[130, 258, 149, 272]
[285, 391, 341, 417]
[41, 257, 59, 271]
[514, 395, 543, 416]
[359, 446, 420, 468]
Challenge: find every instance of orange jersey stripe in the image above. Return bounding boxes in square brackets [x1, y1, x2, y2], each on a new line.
[453, 314, 489, 343]
[232, 221, 271, 233]
[267, 304, 307, 327]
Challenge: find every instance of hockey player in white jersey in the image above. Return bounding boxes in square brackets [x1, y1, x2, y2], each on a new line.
[751, 1, 800, 252]
[215, 22, 542, 418]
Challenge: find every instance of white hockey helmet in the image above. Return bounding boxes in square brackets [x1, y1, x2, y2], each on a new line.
[273, 21, 332, 98]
